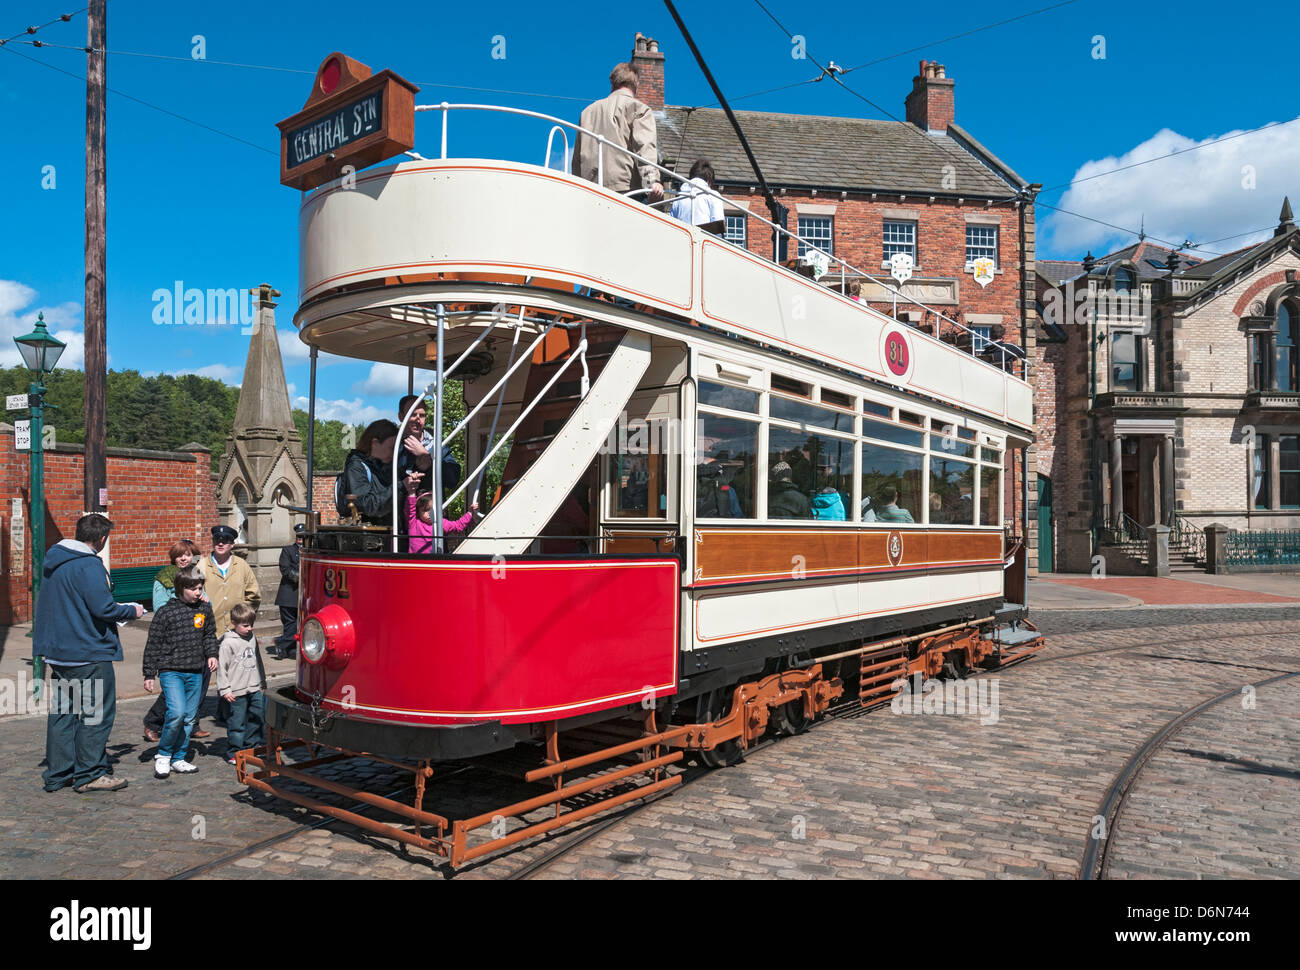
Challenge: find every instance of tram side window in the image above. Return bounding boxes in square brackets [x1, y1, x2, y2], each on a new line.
[696, 414, 757, 518]
[979, 460, 1002, 527]
[930, 456, 976, 525]
[767, 426, 852, 520]
[861, 444, 923, 523]
[608, 449, 667, 518]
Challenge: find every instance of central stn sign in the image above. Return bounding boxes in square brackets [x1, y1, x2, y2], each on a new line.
[276, 52, 419, 191]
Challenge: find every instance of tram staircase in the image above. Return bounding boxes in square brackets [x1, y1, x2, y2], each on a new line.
[495, 322, 626, 507]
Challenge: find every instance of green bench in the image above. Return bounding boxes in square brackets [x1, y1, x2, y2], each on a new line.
[109, 565, 163, 609]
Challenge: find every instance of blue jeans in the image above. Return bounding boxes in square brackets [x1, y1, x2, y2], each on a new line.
[226, 691, 266, 751]
[43, 661, 117, 790]
[158, 671, 203, 762]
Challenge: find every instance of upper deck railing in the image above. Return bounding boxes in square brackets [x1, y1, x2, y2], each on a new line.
[406, 102, 1027, 381]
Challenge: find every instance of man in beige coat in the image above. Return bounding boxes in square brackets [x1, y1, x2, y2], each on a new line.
[202, 524, 261, 726]
[572, 63, 664, 202]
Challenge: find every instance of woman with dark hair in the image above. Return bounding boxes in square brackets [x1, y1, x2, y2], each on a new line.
[344, 419, 422, 528]
[671, 158, 724, 232]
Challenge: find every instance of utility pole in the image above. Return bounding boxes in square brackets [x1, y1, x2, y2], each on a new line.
[83, 0, 107, 514]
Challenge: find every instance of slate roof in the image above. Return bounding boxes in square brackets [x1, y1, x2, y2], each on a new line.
[658, 105, 1021, 198]
[1177, 244, 1256, 279]
[1037, 260, 1082, 285]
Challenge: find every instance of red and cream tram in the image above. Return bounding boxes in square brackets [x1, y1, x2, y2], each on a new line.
[239, 87, 1043, 866]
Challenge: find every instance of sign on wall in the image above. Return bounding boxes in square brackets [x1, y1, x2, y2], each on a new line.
[971, 257, 995, 288]
[276, 52, 419, 191]
[13, 419, 30, 452]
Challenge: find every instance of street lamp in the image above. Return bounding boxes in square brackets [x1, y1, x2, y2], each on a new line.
[14, 313, 65, 699]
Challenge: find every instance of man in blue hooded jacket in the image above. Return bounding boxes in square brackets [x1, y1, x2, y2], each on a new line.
[34, 513, 143, 792]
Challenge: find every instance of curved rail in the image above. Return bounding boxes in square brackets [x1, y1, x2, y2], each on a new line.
[1080, 670, 1300, 880]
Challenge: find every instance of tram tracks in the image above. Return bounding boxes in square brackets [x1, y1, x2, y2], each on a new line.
[173, 625, 1298, 879]
[1080, 670, 1300, 880]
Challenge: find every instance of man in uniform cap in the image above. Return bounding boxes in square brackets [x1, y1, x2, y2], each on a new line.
[202, 524, 261, 726]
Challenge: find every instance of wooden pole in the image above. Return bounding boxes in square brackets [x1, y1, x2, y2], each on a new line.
[83, 0, 107, 513]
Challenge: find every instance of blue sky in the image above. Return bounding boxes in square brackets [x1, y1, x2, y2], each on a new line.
[1, 0, 1297, 421]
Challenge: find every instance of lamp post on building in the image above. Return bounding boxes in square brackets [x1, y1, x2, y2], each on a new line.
[13, 313, 66, 698]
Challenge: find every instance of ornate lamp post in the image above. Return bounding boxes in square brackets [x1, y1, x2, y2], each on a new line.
[14, 313, 66, 697]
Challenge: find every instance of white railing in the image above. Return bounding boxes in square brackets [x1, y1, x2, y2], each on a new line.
[411, 102, 1026, 380]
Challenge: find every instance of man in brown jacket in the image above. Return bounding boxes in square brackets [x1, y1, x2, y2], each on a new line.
[202, 524, 261, 727]
[572, 63, 664, 202]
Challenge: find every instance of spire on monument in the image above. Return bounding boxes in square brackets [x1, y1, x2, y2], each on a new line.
[232, 283, 297, 433]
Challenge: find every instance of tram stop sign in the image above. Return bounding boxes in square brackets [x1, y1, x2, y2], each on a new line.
[276, 52, 420, 191]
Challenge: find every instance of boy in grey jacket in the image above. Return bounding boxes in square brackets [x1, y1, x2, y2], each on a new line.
[216, 602, 266, 764]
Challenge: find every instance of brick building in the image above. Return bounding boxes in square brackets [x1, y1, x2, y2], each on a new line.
[1033, 200, 1300, 574]
[0, 424, 216, 624]
[626, 35, 1044, 566]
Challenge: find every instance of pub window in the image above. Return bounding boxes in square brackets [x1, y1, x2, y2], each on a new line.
[797, 216, 833, 257]
[1282, 435, 1300, 509]
[1277, 303, 1297, 392]
[1251, 333, 1270, 391]
[724, 214, 747, 248]
[965, 225, 997, 267]
[882, 221, 917, 262]
[1112, 331, 1140, 392]
[1253, 434, 1269, 510]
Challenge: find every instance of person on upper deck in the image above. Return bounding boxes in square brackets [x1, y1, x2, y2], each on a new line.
[875, 486, 915, 524]
[572, 62, 664, 204]
[344, 420, 422, 529]
[671, 159, 724, 232]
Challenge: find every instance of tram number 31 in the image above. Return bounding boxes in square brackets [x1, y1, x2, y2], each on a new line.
[322, 567, 351, 599]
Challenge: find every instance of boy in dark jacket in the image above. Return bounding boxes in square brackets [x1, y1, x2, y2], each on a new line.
[142, 565, 218, 778]
[34, 514, 144, 793]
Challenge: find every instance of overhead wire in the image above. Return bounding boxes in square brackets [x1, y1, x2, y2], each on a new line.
[0, 7, 83, 47]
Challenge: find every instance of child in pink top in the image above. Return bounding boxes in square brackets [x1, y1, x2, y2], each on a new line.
[407, 492, 477, 553]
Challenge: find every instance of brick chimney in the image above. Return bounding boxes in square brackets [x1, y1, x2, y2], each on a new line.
[905, 60, 955, 132]
[630, 32, 665, 112]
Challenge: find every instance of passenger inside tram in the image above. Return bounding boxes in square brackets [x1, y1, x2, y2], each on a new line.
[343, 419, 422, 529]
[767, 461, 809, 518]
[696, 460, 743, 518]
[874, 486, 915, 523]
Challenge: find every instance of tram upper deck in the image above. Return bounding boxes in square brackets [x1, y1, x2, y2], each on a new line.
[291, 105, 1034, 436]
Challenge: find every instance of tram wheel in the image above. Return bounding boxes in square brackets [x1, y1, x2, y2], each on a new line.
[770, 699, 812, 736]
[696, 688, 745, 769]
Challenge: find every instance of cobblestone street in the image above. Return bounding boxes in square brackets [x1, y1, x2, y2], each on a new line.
[3, 606, 1297, 880]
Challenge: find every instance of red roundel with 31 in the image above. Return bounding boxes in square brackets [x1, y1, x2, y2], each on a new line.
[883, 330, 910, 378]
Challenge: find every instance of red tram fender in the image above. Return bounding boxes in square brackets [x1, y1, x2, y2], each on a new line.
[295, 555, 680, 725]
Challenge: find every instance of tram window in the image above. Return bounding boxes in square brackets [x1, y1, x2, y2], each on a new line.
[770, 374, 811, 398]
[929, 456, 976, 525]
[699, 380, 759, 413]
[862, 418, 924, 449]
[771, 396, 855, 434]
[696, 414, 757, 518]
[980, 447, 1002, 464]
[860, 444, 923, 523]
[929, 432, 975, 460]
[821, 389, 854, 410]
[609, 451, 667, 519]
[898, 410, 924, 427]
[767, 426, 852, 520]
[979, 467, 1001, 527]
[862, 400, 893, 419]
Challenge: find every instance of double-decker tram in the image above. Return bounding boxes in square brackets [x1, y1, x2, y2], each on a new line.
[238, 98, 1044, 867]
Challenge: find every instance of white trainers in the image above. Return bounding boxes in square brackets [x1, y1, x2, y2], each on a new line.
[170, 760, 198, 774]
[154, 756, 171, 779]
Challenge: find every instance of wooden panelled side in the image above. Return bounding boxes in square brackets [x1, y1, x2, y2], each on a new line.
[694, 527, 1002, 587]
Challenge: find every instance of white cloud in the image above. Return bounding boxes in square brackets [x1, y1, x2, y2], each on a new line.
[175, 363, 243, 384]
[278, 329, 311, 364]
[355, 361, 432, 399]
[0, 280, 86, 371]
[1043, 118, 1300, 258]
[292, 395, 387, 425]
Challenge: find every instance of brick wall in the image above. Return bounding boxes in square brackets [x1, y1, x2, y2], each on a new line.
[312, 472, 340, 525]
[0, 424, 215, 624]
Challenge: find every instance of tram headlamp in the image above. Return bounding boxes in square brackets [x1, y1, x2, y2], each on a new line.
[301, 618, 328, 664]
[300, 605, 356, 668]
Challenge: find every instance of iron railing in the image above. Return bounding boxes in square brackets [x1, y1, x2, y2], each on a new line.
[1098, 510, 1145, 548]
[1224, 529, 1300, 567]
[1168, 513, 1206, 564]
[407, 101, 1028, 380]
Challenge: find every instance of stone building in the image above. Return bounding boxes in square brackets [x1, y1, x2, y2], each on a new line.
[1033, 201, 1300, 574]
[626, 36, 1043, 566]
[214, 284, 308, 618]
